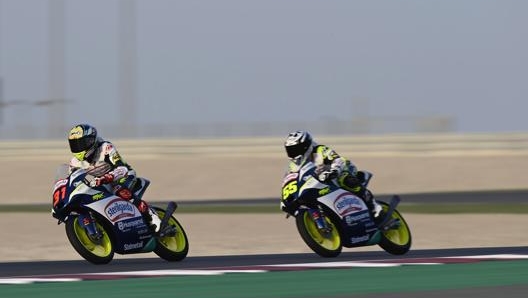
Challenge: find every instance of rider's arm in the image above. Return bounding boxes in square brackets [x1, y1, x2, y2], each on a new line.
[100, 142, 135, 181]
[314, 145, 348, 175]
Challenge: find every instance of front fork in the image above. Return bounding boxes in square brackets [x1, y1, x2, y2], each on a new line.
[77, 213, 103, 243]
[310, 206, 332, 233]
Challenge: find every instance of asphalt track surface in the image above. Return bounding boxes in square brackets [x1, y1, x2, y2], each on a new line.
[1, 188, 527, 279]
[1, 246, 527, 278]
[2, 190, 527, 297]
[2, 247, 528, 298]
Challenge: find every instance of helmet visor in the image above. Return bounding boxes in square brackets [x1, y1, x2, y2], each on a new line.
[285, 143, 308, 159]
[69, 136, 96, 153]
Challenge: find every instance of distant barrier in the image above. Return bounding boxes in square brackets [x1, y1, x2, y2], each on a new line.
[1, 132, 527, 160]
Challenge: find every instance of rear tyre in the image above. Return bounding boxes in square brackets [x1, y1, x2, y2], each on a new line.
[295, 209, 342, 257]
[377, 201, 412, 255]
[65, 215, 114, 264]
[153, 208, 189, 261]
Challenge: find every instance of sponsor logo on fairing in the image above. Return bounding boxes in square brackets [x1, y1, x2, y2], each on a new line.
[345, 217, 357, 226]
[350, 235, 369, 243]
[105, 199, 135, 222]
[92, 193, 104, 200]
[139, 234, 152, 240]
[345, 212, 370, 225]
[117, 218, 145, 231]
[319, 187, 330, 196]
[365, 227, 378, 233]
[334, 193, 363, 216]
[124, 241, 143, 251]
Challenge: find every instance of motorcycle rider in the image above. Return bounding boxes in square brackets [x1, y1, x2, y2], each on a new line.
[67, 123, 162, 233]
[282, 130, 382, 219]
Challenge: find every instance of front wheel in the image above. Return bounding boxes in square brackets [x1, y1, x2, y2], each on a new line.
[153, 208, 189, 261]
[295, 209, 342, 257]
[65, 215, 115, 264]
[377, 201, 412, 255]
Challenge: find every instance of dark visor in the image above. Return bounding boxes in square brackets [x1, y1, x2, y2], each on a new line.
[69, 136, 95, 153]
[285, 143, 308, 159]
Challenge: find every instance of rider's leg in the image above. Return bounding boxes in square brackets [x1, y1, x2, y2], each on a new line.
[136, 200, 162, 233]
[363, 189, 383, 218]
[115, 177, 161, 232]
[339, 172, 382, 217]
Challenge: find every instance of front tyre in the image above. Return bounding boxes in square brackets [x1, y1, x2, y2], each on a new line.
[153, 208, 189, 261]
[295, 209, 342, 257]
[65, 216, 114, 264]
[378, 201, 412, 255]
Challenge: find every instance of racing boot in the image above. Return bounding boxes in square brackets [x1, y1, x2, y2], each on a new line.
[364, 189, 383, 221]
[148, 208, 162, 233]
[117, 183, 162, 233]
[137, 200, 161, 233]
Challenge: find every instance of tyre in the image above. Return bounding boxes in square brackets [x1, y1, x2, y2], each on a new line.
[377, 201, 412, 255]
[295, 209, 342, 257]
[65, 215, 114, 264]
[153, 208, 189, 261]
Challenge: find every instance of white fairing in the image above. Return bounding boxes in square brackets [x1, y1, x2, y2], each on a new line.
[86, 196, 142, 223]
[295, 160, 369, 219]
[318, 190, 368, 219]
[298, 176, 325, 196]
[69, 182, 101, 197]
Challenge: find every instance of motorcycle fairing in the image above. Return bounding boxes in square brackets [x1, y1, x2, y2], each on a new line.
[318, 189, 380, 247]
[287, 160, 381, 248]
[86, 197, 153, 254]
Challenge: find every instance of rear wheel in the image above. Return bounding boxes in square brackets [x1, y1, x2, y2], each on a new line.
[377, 202, 412, 255]
[295, 209, 342, 257]
[153, 208, 189, 261]
[65, 215, 114, 264]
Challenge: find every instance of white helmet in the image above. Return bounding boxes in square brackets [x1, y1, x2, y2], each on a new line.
[284, 130, 314, 160]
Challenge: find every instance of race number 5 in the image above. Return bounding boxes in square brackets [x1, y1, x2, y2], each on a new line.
[282, 181, 298, 200]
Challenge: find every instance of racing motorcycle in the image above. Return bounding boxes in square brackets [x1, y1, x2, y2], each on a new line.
[51, 164, 189, 264]
[280, 160, 411, 258]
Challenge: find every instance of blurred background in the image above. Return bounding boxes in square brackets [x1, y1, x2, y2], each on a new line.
[0, 0, 526, 140]
[1, 1, 527, 264]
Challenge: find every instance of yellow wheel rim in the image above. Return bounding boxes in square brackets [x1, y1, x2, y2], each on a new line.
[156, 211, 187, 253]
[73, 219, 113, 257]
[303, 211, 341, 250]
[381, 206, 410, 245]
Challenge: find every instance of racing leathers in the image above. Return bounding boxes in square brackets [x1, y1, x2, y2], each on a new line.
[68, 138, 161, 232]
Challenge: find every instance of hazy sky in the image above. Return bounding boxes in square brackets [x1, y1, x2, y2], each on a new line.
[0, 0, 527, 137]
